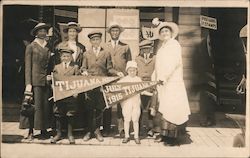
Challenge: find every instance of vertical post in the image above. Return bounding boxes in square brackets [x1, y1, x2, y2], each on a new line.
[101, 85, 109, 109]
[172, 7, 179, 40]
[51, 72, 56, 102]
[39, 6, 44, 22]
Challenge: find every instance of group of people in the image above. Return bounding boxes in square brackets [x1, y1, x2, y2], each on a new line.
[19, 18, 191, 146]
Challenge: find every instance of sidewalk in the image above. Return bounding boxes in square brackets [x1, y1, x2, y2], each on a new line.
[2, 112, 242, 147]
[2, 112, 249, 158]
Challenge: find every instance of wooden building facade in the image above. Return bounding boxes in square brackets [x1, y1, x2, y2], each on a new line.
[2, 6, 247, 122]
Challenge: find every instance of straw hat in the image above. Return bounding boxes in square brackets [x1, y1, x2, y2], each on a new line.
[152, 18, 179, 39]
[106, 22, 124, 33]
[240, 25, 247, 38]
[63, 22, 82, 33]
[139, 40, 153, 49]
[88, 31, 102, 39]
[30, 23, 51, 36]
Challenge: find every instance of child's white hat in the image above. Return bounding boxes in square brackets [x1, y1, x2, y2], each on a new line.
[126, 61, 138, 71]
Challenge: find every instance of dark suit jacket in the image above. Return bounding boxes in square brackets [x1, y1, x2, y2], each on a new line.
[25, 41, 51, 86]
[135, 55, 155, 81]
[104, 41, 132, 75]
[55, 41, 86, 67]
[53, 62, 79, 103]
[81, 47, 117, 76]
[53, 62, 79, 76]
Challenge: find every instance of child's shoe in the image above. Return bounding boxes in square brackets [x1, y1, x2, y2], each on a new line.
[122, 137, 130, 143]
[135, 138, 141, 144]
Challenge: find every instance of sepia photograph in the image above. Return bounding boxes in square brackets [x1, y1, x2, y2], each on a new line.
[0, 0, 249, 157]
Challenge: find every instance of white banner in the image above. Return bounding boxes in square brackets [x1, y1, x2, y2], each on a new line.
[200, 15, 217, 30]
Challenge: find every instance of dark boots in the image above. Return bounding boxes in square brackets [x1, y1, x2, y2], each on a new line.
[67, 116, 75, 144]
[51, 117, 62, 144]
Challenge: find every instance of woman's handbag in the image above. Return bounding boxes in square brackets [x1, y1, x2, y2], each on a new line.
[20, 91, 35, 117]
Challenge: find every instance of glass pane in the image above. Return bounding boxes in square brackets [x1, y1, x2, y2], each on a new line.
[78, 8, 106, 27]
[107, 9, 139, 28]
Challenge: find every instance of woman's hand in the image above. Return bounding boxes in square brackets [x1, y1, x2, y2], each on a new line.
[157, 80, 164, 85]
[73, 93, 78, 98]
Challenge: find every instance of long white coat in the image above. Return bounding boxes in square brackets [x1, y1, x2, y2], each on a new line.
[152, 39, 190, 125]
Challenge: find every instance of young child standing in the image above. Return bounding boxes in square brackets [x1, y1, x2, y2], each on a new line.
[119, 61, 142, 144]
[51, 48, 79, 144]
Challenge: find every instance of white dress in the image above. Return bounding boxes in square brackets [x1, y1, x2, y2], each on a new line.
[152, 39, 190, 125]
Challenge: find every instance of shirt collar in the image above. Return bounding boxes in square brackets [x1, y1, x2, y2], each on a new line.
[33, 38, 47, 48]
[93, 46, 101, 52]
[63, 61, 71, 67]
[68, 40, 76, 44]
[111, 39, 119, 46]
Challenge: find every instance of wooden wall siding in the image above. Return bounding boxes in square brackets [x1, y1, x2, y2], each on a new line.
[139, 7, 204, 113]
[178, 8, 204, 113]
[139, 7, 172, 27]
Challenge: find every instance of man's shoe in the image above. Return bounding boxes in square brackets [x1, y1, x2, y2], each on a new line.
[68, 136, 75, 144]
[207, 120, 216, 126]
[154, 135, 163, 143]
[39, 130, 50, 140]
[119, 130, 125, 138]
[200, 121, 216, 127]
[94, 129, 104, 142]
[147, 130, 154, 137]
[122, 137, 130, 144]
[51, 133, 62, 144]
[102, 130, 111, 137]
[135, 138, 141, 144]
[83, 132, 91, 142]
[26, 133, 34, 141]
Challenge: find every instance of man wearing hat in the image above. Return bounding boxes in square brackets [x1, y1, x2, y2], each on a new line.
[51, 47, 80, 144]
[24, 22, 53, 139]
[135, 40, 156, 137]
[81, 30, 118, 142]
[103, 22, 132, 137]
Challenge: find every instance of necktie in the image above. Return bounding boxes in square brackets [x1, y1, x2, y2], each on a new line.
[65, 63, 67, 69]
[144, 54, 148, 62]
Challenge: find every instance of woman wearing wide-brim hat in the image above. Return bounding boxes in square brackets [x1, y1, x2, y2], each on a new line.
[56, 22, 85, 67]
[21, 22, 53, 140]
[151, 18, 191, 146]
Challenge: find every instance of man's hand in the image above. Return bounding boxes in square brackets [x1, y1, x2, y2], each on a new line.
[46, 75, 52, 81]
[157, 80, 164, 85]
[116, 72, 124, 77]
[25, 84, 32, 92]
[81, 71, 88, 76]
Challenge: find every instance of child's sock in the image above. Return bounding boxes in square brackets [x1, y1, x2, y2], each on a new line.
[67, 117, 74, 137]
[124, 120, 130, 138]
[133, 121, 139, 139]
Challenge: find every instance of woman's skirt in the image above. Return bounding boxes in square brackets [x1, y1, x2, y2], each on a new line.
[160, 115, 187, 138]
